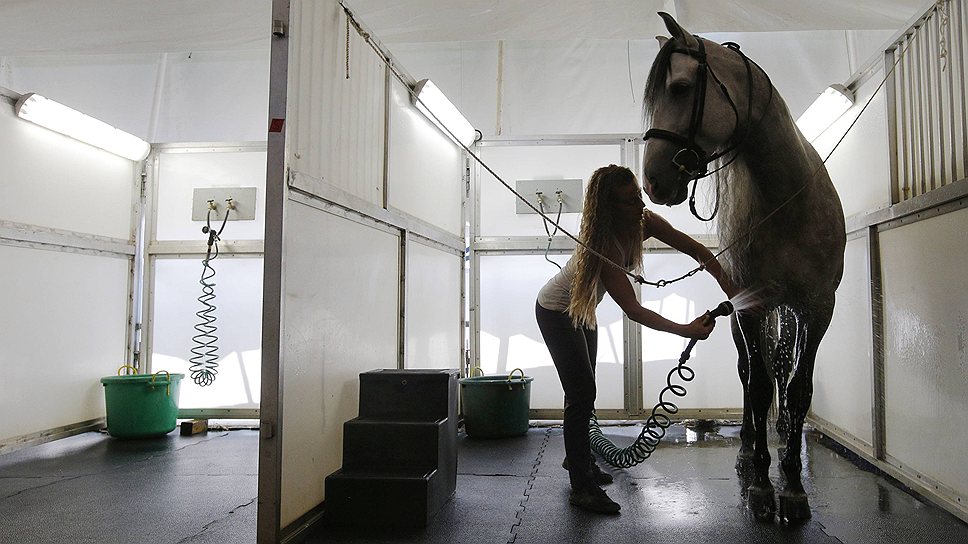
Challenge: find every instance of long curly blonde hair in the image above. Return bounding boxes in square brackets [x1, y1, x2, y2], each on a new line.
[567, 165, 644, 329]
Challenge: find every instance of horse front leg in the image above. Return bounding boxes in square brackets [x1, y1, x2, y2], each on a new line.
[732, 316, 754, 472]
[735, 314, 776, 521]
[778, 304, 833, 524]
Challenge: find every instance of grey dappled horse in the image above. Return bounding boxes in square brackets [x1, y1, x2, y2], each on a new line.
[641, 13, 846, 523]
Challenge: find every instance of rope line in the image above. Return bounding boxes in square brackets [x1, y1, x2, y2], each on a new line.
[338, 3, 918, 289]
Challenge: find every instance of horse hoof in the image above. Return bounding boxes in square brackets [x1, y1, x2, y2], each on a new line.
[747, 486, 776, 521]
[735, 450, 753, 473]
[778, 491, 811, 523]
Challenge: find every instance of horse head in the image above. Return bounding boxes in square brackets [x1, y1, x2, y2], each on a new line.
[642, 12, 756, 206]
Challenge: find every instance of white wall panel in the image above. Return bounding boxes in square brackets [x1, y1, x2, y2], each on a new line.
[154, 150, 267, 241]
[479, 254, 625, 410]
[406, 241, 461, 369]
[280, 203, 399, 527]
[0, 99, 136, 239]
[640, 253, 741, 410]
[386, 77, 463, 235]
[812, 236, 874, 446]
[0, 246, 129, 441]
[149, 257, 263, 410]
[478, 144, 620, 238]
[819, 67, 892, 218]
[154, 50, 270, 143]
[882, 207, 968, 498]
[288, 0, 385, 205]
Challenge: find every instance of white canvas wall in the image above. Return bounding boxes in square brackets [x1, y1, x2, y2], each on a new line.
[881, 207, 968, 502]
[279, 202, 400, 527]
[406, 241, 462, 369]
[0, 50, 269, 143]
[813, 236, 875, 448]
[0, 94, 135, 445]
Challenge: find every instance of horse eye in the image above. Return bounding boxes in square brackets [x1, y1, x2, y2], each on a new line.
[669, 82, 691, 96]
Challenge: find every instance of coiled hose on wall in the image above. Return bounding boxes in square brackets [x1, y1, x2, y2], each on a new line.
[189, 202, 231, 387]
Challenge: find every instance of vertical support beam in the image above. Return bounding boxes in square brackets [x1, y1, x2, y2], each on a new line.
[868, 226, 886, 461]
[258, 1, 290, 542]
[461, 155, 471, 378]
[886, 48, 901, 205]
[398, 229, 409, 369]
[468, 153, 482, 375]
[621, 137, 643, 415]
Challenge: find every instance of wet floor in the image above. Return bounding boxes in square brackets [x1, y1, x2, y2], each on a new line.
[1, 423, 966, 543]
[315, 422, 968, 544]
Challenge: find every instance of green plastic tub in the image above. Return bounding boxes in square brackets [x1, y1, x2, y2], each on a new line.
[100, 368, 184, 438]
[459, 369, 533, 438]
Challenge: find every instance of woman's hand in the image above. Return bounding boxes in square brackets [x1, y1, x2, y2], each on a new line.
[681, 313, 715, 339]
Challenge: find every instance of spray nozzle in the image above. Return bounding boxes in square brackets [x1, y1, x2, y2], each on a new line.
[710, 300, 734, 319]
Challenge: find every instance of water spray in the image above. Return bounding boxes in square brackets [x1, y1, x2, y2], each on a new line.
[589, 300, 735, 468]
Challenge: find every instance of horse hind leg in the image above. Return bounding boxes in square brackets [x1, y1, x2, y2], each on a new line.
[777, 304, 834, 524]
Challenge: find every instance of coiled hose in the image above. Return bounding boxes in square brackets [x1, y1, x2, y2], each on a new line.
[589, 301, 734, 468]
[189, 202, 230, 387]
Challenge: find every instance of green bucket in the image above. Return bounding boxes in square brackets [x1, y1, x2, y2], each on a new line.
[459, 368, 533, 438]
[100, 367, 184, 438]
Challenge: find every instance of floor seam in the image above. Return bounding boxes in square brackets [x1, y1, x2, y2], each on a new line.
[507, 427, 550, 544]
[174, 495, 258, 543]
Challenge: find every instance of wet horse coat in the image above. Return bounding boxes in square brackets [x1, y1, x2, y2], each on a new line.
[641, 13, 846, 522]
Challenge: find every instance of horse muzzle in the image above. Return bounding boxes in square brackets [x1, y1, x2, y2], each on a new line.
[645, 177, 690, 206]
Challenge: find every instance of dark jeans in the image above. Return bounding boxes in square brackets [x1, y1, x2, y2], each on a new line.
[535, 301, 598, 489]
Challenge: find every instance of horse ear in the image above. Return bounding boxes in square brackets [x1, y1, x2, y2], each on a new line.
[657, 11, 698, 48]
[656, 35, 669, 47]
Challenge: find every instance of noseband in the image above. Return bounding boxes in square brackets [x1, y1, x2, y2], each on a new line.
[644, 38, 773, 220]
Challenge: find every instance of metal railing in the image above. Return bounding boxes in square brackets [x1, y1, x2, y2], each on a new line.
[889, 0, 968, 203]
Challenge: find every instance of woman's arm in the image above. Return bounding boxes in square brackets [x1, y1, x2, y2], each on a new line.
[599, 249, 713, 339]
[643, 211, 738, 299]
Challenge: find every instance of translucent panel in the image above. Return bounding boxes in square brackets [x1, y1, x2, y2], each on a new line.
[387, 78, 463, 236]
[479, 254, 625, 410]
[150, 257, 263, 410]
[813, 237, 873, 447]
[478, 144, 620, 238]
[154, 151, 267, 241]
[882, 207, 968, 498]
[407, 241, 462, 369]
[639, 253, 742, 410]
[0, 101, 136, 239]
[0, 246, 129, 440]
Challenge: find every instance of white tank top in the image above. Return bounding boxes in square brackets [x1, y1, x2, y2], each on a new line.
[536, 241, 628, 312]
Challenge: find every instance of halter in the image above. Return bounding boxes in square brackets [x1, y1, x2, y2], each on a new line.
[644, 38, 771, 221]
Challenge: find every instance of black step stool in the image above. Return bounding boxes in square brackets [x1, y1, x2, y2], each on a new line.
[324, 369, 458, 528]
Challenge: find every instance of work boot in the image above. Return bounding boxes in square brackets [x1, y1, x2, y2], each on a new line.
[562, 457, 614, 485]
[569, 485, 621, 514]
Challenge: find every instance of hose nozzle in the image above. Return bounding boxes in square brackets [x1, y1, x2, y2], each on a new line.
[710, 300, 734, 319]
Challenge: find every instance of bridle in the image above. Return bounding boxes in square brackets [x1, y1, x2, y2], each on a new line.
[643, 37, 773, 221]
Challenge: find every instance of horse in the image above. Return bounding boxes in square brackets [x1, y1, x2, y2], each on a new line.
[640, 13, 846, 523]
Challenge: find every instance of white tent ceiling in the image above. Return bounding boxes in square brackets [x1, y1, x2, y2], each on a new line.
[0, 0, 928, 55]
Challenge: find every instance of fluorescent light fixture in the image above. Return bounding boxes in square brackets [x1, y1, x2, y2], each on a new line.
[412, 79, 475, 147]
[15, 93, 150, 161]
[795, 84, 854, 142]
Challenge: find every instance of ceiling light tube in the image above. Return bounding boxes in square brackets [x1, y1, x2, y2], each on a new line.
[795, 84, 854, 143]
[412, 79, 475, 147]
[15, 93, 150, 161]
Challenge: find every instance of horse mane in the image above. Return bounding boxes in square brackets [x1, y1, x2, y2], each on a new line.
[642, 37, 679, 127]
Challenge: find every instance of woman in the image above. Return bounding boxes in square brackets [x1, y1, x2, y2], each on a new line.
[536, 164, 735, 514]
